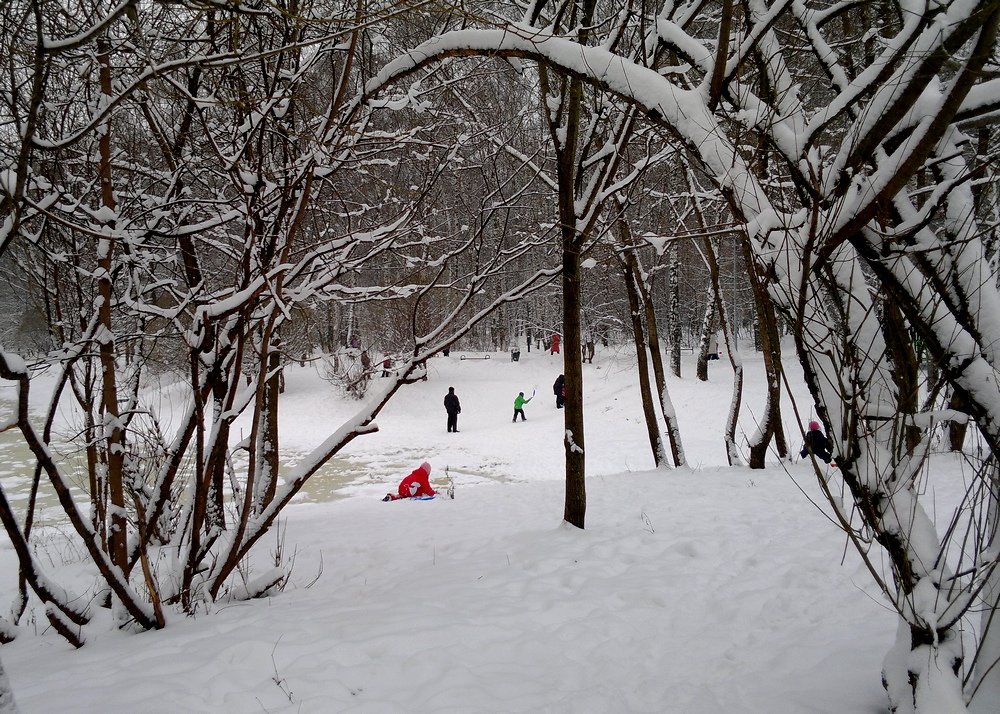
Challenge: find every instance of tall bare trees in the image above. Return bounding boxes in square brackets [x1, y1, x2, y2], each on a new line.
[367, 0, 1000, 709]
[0, 0, 558, 642]
[5, 0, 1000, 709]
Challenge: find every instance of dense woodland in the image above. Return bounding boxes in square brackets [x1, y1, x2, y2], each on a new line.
[2, 1, 1000, 711]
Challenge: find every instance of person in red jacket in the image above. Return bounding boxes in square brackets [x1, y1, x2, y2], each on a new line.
[383, 462, 437, 501]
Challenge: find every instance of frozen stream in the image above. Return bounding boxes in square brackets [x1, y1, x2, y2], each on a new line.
[0, 430, 89, 528]
[0, 430, 375, 528]
[0, 429, 501, 530]
[0, 431, 372, 526]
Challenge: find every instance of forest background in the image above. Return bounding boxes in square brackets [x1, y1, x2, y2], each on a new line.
[2, 1, 1000, 712]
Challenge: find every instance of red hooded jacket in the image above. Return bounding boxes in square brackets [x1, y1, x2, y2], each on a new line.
[394, 462, 436, 499]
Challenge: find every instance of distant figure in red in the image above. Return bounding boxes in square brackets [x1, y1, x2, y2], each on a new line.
[550, 333, 561, 354]
[381, 353, 392, 377]
[383, 462, 437, 501]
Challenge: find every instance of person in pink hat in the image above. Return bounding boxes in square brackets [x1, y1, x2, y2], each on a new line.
[383, 462, 438, 500]
[800, 420, 832, 464]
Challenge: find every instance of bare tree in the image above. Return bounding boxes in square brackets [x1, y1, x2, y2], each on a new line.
[0, 0, 560, 646]
[366, 1, 1000, 709]
[612, 195, 685, 467]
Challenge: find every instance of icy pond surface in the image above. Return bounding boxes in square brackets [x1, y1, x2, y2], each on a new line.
[0, 430, 378, 528]
[1, 426, 500, 531]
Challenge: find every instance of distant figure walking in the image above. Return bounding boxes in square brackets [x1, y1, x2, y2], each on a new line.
[513, 391, 532, 422]
[800, 420, 832, 464]
[583, 333, 595, 363]
[707, 333, 720, 360]
[550, 333, 561, 354]
[381, 353, 392, 377]
[383, 462, 437, 501]
[444, 386, 461, 433]
[553, 374, 565, 409]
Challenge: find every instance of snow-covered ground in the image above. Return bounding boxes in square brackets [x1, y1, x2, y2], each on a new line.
[2, 343, 933, 712]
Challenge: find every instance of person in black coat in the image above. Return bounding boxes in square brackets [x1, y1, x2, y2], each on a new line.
[444, 386, 461, 433]
[800, 420, 832, 463]
[553, 374, 565, 409]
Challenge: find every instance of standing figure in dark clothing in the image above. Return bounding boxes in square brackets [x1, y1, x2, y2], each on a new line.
[553, 374, 565, 409]
[583, 333, 595, 363]
[444, 386, 461, 433]
[800, 420, 832, 463]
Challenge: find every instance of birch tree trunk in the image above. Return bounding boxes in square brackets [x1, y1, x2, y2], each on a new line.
[695, 283, 717, 382]
[668, 243, 682, 378]
[702, 237, 743, 466]
[640, 271, 685, 467]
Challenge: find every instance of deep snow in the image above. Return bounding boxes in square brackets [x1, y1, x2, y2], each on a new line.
[0, 344, 915, 712]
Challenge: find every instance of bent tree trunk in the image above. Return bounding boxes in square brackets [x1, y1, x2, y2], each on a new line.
[618, 244, 668, 466]
[634, 242, 685, 466]
[614, 203, 684, 466]
[702, 237, 743, 466]
[642, 283, 685, 467]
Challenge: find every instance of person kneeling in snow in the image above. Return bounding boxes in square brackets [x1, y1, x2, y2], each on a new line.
[800, 420, 832, 464]
[383, 462, 438, 501]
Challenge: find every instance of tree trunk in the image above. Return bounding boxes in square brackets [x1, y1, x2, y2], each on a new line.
[696, 282, 717, 382]
[948, 390, 970, 452]
[542, 0, 597, 529]
[96, 39, 128, 573]
[669, 242, 682, 377]
[640, 275, 685, 467]
[745, 243, 787, 467]
[881, 292, 922, 454]
[702, 237, 743, 465]
[561, 238, 586, 528]
[260, 346, 281, 512]
[619, 248, 667, 466]
[612, 200, 680, 467]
